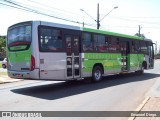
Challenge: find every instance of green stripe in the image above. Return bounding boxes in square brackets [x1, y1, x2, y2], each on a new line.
[7, 47, 31, 62]
[83, 28, 143, 40]
[10, 45, 28, 51]
[83, 53, 121, 72]
[83, 53, 144, 73]
[128, 54, 144, 70]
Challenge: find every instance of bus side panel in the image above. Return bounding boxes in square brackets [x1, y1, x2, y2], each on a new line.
[30, 21, 41, 79]
[128, 54, 144, 71]
[138, 54, 145, 69]
[39, 53, 66, 80]
[82, 53, 121, 77]
[128, 54, 139, 71]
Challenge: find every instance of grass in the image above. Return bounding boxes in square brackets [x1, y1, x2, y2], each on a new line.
[0, 72, 7, 84]
[0, 72, 7, 76]
[0, 62, 2, 68]
[0, 62, 7, 76]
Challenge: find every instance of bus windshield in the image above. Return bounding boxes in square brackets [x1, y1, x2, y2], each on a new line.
[7, 24, 32, 51]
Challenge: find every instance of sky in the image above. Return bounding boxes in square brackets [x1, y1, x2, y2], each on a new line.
[0, 0, 160, 49]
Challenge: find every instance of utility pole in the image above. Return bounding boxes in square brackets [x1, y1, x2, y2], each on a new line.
[138, 25, 142, 37]
[80, 3, 118, 30]
[155, 41, 157, 54]
[97, 3, 100, 29]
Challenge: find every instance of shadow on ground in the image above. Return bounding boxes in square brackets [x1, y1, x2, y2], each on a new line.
[11, 73, 160, 100]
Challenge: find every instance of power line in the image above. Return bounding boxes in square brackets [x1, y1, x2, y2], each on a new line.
[1, 0, 83, 24]
[24, 0, 81, 21]
[111, 15, 160, 19]
[25, 0, 94, 25]
[0, 0, 98, 28]
[27, 0, 83, 17]
[108, 16, 160, 25]
[5, 0, 87, 23]
[1, 0, 160, 30]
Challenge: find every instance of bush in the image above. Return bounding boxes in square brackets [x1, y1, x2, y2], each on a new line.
[0, 37, 6, 59]
[154, 53, 160, 59]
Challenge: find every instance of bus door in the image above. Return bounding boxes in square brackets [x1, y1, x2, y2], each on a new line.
[120, 41, 129, 71]
[65, 35, 80, 79]
[147, 42, 154, 68]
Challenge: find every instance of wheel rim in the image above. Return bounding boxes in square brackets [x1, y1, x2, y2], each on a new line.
[2, 64, 6, 68]
[94, 69, 101, 80]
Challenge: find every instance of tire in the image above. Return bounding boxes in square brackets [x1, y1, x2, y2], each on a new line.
[135, 66, 144, 75]
[2, 64, 6, 69]
[139, 66, 144, 75]
[92, 66, 103, 82]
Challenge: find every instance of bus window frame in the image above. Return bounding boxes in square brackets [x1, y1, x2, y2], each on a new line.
[38, 25, 65, 53]
[82, 32, 121, 53]
[7, 22, 32, 52]
[146, 41, 154, 56]
[82, 32, 94, 52]
[139, 41, 148, 54]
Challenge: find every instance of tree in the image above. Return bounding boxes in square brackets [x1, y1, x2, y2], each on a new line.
[134, 33, 146, 38]
[0, 36, 6, 58]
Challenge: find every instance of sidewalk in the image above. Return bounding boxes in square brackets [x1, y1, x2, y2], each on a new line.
[132, 97, 160, 120]
[0, 75, 22, 84]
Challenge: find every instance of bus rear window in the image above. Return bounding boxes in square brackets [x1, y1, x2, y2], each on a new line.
[7, 25, 31, 51]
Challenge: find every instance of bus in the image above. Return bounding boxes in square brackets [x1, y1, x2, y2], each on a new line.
[6, 21, 154, 82]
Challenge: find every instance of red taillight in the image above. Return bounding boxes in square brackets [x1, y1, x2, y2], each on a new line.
[6, 57, 8, 68]
[30, 55, 35, 71]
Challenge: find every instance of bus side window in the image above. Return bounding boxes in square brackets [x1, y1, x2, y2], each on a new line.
[82, 32, 93, 52]
[108, 37, 118, 53]
[39, 26, 63, 51]
[140, 41, 147, 54]
[40, 36, 49, 49]
[94, 34, 105, 52]
[147, 42, 153, 55]
[135, 41, 139, 53]
[131, 41, 135, 53]
[131, 41, 139, 53]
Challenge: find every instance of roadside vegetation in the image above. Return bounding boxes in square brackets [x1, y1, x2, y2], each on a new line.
[0, 62, 2, 68]
[0, 61, 7, 76]
[155, 53, 160, 59]
[0, 36, 6, 60]
[0, 72, 7, 76]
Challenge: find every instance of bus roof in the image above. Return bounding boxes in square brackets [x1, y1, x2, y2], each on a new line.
[83, 27, 143, 40]
[8, 21, 144, 41]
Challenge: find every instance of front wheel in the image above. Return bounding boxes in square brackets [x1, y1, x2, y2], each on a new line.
[92, 66, 103, 82]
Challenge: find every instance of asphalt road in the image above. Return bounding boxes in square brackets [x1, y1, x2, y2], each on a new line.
[0, 60, 160, 120]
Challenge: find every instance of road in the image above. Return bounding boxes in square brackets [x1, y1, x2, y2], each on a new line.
[0, 60, 160, 120]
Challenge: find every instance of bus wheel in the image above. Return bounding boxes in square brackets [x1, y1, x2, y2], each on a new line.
[139, 66, 144, 75]
[136, 66, 144, 75]
[92, 66, 103, 82]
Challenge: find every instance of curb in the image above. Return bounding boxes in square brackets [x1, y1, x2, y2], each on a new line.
[128, 97, 150, 120]
[0, 75, 22, 84]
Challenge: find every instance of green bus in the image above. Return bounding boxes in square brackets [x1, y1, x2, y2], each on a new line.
[7, 21, 154, 82]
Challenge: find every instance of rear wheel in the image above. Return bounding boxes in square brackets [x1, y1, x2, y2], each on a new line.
[92, 66, 103, 82]
[2, 64, 6, 69]
[135, 65, 144, 75]
[139, 66, 144, 75]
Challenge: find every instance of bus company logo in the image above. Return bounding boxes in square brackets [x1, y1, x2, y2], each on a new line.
[2, 112, 11, 117]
